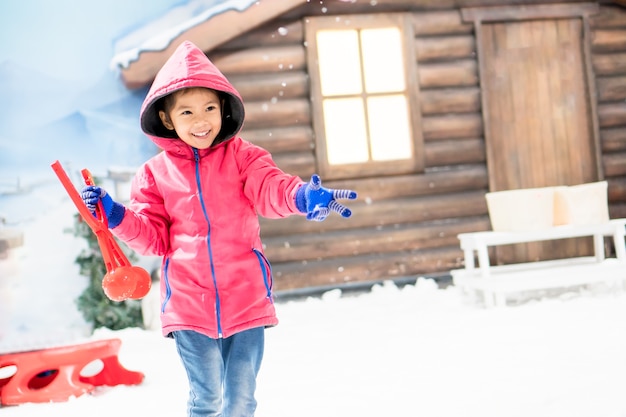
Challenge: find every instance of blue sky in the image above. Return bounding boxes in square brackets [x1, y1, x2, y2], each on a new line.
[0, 0, 184, 183]
[0, 0, 181, 83]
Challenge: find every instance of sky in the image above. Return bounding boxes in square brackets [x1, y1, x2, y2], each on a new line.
[0, 0, 262, 187]
[0, 1, 180, 83]
[0, 0, 184, 186]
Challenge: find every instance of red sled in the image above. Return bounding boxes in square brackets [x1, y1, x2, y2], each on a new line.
[0, 338, 143, 405]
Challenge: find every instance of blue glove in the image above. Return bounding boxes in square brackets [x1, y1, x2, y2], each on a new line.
[80, 186, 126, 228]
[295, 174, 357, 222]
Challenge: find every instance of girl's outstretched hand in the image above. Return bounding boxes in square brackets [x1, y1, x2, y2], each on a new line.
[295, 174, 357, 222]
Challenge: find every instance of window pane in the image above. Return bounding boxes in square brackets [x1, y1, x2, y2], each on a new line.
[367, 95, 412, 161]
[361, 28, 406, 93]
[317, 30, 362, 96]
[323, 98, 369, 164]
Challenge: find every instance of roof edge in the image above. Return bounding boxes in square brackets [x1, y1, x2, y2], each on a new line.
[115, 0, 305, 89]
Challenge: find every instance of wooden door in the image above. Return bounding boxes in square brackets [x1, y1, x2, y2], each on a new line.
[478, 17, 600, 264]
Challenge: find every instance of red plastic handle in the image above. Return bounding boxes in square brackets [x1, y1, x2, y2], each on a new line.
[81, 168, 109, 229]
[51, 160, 152, 301]
[51, 161, 131, 271]
[51, 161, 105, 233]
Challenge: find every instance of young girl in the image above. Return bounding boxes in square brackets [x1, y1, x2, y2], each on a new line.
[81, 40, 356, 417]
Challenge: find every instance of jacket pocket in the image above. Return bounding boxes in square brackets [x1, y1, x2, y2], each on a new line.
[161, 257, 172, 314]
[252, 248, 273, 301]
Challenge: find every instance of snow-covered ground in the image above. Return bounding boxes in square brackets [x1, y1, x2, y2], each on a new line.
[2, 183, 626, 417]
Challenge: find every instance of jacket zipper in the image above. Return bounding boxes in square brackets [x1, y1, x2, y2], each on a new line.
[194, 148, 223, 338]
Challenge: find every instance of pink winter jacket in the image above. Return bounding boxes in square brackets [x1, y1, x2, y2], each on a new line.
[111, 41, 305, 339]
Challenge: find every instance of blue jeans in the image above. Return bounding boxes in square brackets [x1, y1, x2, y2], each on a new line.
[173, 327, 265, 417]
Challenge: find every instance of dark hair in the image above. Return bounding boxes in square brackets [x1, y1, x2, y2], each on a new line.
[160, 87, 217, 114]
[159, 93, 175, 115]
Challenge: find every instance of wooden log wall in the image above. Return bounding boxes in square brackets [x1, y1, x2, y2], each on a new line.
[209, 1, 626, 291]
[210, 6, 489, 291]
[590, 5, 626, 218]
[209, 4, 489, 290]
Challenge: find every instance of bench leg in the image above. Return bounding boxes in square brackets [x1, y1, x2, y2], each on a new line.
[613, 231, 626, 261]
[463, 249, 475, 270]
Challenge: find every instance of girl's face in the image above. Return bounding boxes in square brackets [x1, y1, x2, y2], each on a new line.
[158, 88, 223, 149]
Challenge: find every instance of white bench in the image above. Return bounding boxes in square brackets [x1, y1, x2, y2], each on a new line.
[451, 219, 626, 307]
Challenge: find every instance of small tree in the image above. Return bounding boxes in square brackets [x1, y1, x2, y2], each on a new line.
[71, 213, 144, 330]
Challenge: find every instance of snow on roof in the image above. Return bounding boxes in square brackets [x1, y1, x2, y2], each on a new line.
[110, 0, 259, 70]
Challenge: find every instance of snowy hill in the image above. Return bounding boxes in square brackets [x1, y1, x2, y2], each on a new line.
[0, 61, 81, 132]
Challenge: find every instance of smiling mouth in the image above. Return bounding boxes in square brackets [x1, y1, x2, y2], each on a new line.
[192, 131, 210, 138]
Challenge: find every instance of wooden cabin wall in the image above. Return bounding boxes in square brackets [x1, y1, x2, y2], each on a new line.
[590, 5, 626, 218]
[209, 1, 626, 291]
[210, 6, 484, 291]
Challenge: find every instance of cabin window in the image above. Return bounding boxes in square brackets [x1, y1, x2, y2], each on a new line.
[305, 13, 423, 179]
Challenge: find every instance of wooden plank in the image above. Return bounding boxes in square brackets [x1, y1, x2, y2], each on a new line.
[272, 247, 463, 291]
[422, 114, 483, 141]
[607, 177, 626, 201]
[603, 152, 626, 176]
[321, 165, 487, 202]
[411, 10, 473, 36]
[596, 75, 626, 102]
[418, 60, 479, 88]
[591, 29, 626, 53]
[598, 102, 626, 127]
[589, 5, 626, 29]
[259, 191, 488, 236]
[218, 19, 304, 50]
[229, 71, 308, 102]
[283, 0, 459, 19]
[264, 217, 490, 263]
[592, 52, 626, 76]
[241, 126, 313, 154]
[601, 127, 626, 152]
[415, 35, 476, 62]
[419, 87, 481, 115]
[461, 3, 598, 23]
[118, 0, 305, 88]
[212, 45, 306, 74]
[321, 160, 422, 183]
[424, 138, 486, 167]
[244, 99, 310, 130]
[272, 152, 315, 180]
[610, 203, 626, 219]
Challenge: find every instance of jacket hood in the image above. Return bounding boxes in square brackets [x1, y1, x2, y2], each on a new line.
[139, 40, 245, 147]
